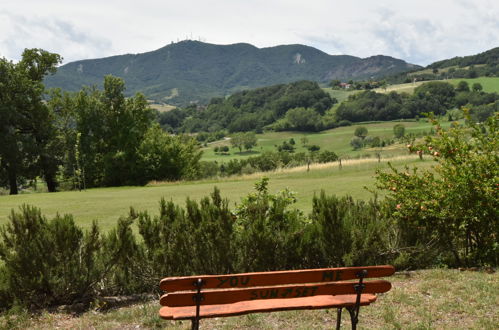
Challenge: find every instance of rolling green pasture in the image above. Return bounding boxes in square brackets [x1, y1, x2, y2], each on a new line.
[447, 77, 499, 92]
[322, 87, 358, 103]
[377, 77, 499, 95]
[202, 120, 437, 162]
[0, 157, 433, 232]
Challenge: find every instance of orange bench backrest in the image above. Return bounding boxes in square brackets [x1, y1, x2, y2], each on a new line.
[159, 265, 394, 307]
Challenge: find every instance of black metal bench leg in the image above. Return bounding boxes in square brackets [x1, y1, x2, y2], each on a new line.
[347, 307, 358, 330]
[191, 318, 199, 330]
[336, 308, 343, 329]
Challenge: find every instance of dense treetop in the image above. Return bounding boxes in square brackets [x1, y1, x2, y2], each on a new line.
[159, 80, 335, 133]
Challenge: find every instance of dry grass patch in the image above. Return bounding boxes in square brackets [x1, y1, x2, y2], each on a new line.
[1, 269, 496, 329]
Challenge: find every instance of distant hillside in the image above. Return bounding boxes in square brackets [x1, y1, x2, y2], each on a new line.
[45, 41, 419, 105]
[428, 47, 499, 69]
[387, 47, 499, 83]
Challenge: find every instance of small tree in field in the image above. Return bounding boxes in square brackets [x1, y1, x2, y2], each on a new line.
[354, 126, 368, 139]
[230, 133, 244, 153]
[243, 132, 258, 151]
[375, 111, 498, 267]
[393, 124, 405, 138]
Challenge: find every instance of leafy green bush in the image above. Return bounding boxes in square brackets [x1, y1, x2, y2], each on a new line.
[375, 111, 499, 267]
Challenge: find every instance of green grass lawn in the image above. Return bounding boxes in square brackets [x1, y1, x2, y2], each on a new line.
[0, 157, 433, 231]
[2, 269, 496, 329]
[377, 77, 499, 95]
[447, 77, 499, 92]
[202, 120, 437, 162]
[322, 87, 358, 103]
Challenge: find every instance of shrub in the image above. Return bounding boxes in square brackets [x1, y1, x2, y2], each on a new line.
[375, 111, 499, 267]
[0, 205, 103, 309]
[137, 188, 234, 278]
[350, 137, 363, 150]
[317, 150, 339, 163]
[233, 178, 306, 271]
[393, 124, 405, 138]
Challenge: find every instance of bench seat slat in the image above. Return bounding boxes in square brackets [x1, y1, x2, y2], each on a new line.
[160, 265, 395, 292]
[159, 294, 377, 320]
[160, 280, 390, 307]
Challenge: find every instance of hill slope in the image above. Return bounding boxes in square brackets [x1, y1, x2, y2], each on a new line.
[387, 46, 499, 83]
[44, 41, 419, 105]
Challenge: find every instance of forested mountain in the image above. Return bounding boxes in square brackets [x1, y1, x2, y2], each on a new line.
[44, 41, 419, 105]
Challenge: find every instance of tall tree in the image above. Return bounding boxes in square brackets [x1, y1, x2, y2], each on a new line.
[0, 49, 61, 194]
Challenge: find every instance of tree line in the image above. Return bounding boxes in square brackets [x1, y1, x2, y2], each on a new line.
[335, 81, 498, 122]
[0, 49, 201, 194]
[158, 80, 336, 133]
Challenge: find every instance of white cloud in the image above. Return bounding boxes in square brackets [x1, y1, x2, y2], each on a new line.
[0, 0, 498, 65]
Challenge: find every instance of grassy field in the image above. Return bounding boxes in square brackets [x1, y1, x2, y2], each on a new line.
[0, 156, 432, 232]
[322, 87, 358, 103]
[375, 81, 426, 94]
[376, 77, 499, 95]
[446, 77, 499, 92]
[201, 120, 437, 162]
[2, 269, 496, 329]
[149, 103, 176, 112]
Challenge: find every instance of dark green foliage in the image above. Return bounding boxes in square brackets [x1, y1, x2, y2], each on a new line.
[307, 145, 321, 152]
[304, 193, 355, 267]
[137, 188, 234, 278]
[428, 47, 499, 69]
[336, 91, 410, 122]
[233, 178, 305, 271]
[350, 137, 364, 150]
[354, 126, 368, 139]
[304, 193, 391, 268]
[472, 83, 483, 92]
[277, 141, 296, 153]
[44, 76, 202, 188]
[137, 125, 202, 182]
[0, 49, 62, 194]
[100, 210, 146, 294]
[282, 107, 324, 131]
[454, 90, 498, 108]
[412, 81, 455, 115]
[174, 80, 335, 133]
[0, 205, 103, 309]
[317, 150, 338, 163]
[335, 81, 485, 122]
[393, 124, 405, 138]
[456, 81, 470, 92]
[469, 101, 498, 122]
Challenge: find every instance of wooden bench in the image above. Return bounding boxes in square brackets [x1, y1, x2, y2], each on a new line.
[159, 265, 394, 329]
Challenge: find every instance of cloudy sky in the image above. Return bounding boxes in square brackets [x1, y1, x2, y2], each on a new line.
[1, 0, 498, 65]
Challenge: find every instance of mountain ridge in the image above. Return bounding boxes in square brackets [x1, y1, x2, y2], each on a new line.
[45, 40, 420, 105]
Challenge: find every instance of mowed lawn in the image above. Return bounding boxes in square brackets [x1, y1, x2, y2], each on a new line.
[201, 120, 437, 162]
[0, 157, 432, 232]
